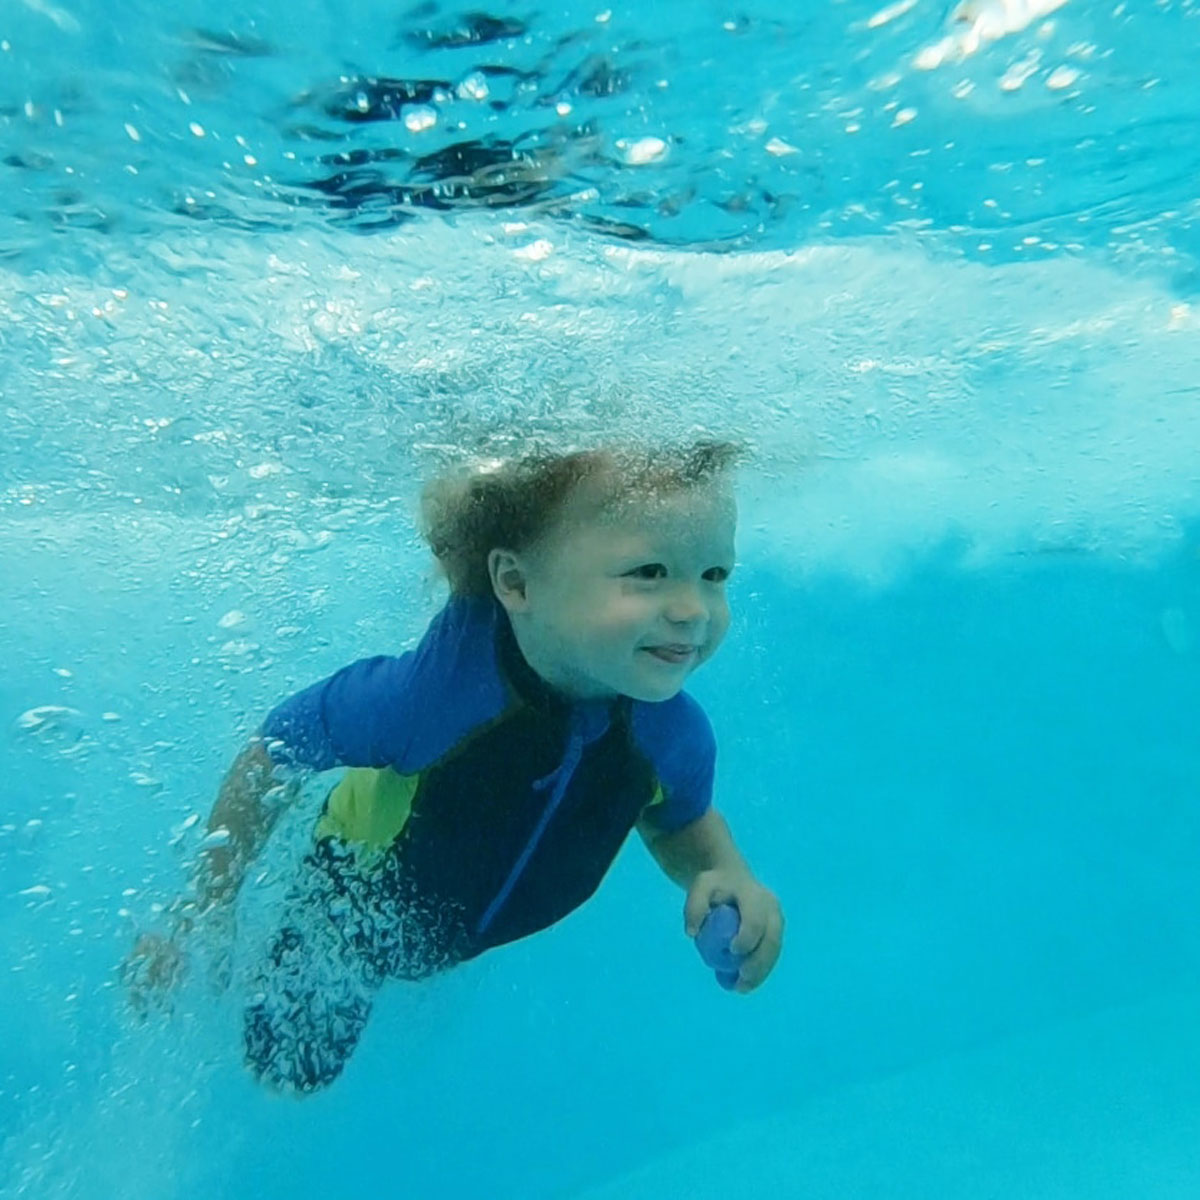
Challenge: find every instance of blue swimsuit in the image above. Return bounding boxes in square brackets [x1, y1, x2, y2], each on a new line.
[245, 594, 716, 1091]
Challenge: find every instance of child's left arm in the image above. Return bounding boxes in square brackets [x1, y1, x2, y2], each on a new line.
[638, 807, 783, 993]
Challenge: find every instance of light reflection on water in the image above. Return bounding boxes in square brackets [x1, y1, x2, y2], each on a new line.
[1, 0, 1198, 263]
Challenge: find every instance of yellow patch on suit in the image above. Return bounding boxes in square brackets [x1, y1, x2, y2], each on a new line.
[315, 766, 419, 851]
[641, 783, 666, 819]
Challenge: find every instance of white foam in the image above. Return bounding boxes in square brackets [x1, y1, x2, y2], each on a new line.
[916, 0, 1069, 70]
[3, 220, 1198, 583]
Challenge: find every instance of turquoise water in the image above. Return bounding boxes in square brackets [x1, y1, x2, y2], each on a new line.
[3, 1, 1200, 1196]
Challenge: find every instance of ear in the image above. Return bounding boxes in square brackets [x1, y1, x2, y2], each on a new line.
[488, 548, 531, 613]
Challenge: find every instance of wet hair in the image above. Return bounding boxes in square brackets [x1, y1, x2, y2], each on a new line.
[420, 440, 742, 598]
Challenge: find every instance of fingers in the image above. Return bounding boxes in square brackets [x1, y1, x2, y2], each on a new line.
[684, 874, 785, 993]
[683, 871, 733, 935]
[726, 884, 779, 956]
[729, 910, 761, 957]
[120, 934, 185, 1019]
[733, 903, 783, 993]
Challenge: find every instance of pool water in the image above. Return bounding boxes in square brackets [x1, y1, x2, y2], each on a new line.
[3, 2, 1200, 1197]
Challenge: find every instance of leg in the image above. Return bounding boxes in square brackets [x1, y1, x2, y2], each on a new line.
[242, 839, 389, 1095]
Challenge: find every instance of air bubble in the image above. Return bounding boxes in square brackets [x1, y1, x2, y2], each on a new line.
[1000, 54, 1041, 92]
[219, 639, 260, 659]
[514, 239, 554, 261]
[617, 136, 668, 166]
[14, 705, 86, 748]
[456, 72, 489, 101]
[1046, 65, 1080, 90]
[198, 828, 232, 852]
[169, 813, 201, 846]
[868, 0, 918, 28]
[765, 137, 798, 156]
[404, 105, 438, 133]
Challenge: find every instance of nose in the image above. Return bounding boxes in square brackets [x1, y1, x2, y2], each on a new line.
[665, 582, 707, 627]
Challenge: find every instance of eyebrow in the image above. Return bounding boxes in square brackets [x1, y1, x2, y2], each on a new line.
[611, 545, 735, 567]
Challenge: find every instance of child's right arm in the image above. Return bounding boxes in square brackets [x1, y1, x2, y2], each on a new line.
[190, 738, 291, 912]
[122, 736, 292, 1011]
[124, 642, 434, 1011]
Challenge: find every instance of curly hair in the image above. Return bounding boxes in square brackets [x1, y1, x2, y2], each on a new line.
[420, 440, 743, 597]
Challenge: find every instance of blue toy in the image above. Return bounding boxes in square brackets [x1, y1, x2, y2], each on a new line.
[694, 902, 744, 990]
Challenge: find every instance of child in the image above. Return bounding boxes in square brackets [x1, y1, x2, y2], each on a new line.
[126, 440, 783, 1093]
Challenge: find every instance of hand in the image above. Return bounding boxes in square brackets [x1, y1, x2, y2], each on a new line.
[121, 931, 186, 1019]
[121, 896, 239, 1016]
[684, 869, 783, 994]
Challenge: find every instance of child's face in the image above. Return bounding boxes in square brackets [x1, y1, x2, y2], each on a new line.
[514, 482, 736, 702]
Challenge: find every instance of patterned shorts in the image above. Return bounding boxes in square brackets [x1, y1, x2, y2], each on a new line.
[242, 837, 464, 1094]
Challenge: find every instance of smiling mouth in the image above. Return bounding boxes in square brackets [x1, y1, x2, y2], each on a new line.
[643, 645, 698, 664]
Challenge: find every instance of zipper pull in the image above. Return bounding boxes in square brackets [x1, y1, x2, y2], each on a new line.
[534, 728, 583, 793]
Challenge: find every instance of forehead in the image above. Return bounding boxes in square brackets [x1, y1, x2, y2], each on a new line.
[551, 480, 737, 556]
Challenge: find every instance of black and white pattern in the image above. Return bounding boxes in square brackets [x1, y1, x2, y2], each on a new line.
[242, 838, 464, 1094]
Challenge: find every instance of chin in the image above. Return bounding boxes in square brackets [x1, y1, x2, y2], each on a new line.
[627, 679, 685, 703]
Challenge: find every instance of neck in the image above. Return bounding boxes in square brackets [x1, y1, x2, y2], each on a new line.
[506, 612, 609, 703]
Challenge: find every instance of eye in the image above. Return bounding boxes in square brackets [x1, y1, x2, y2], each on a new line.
[703, 566, 732, 583]
[626, 563, 668, 580]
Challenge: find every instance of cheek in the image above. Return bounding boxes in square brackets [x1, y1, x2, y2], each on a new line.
[602, 590, 655, 625]
[562, 590, 643, 644]
[709, 599, 732, 645]
[592, 602, 657, 655]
